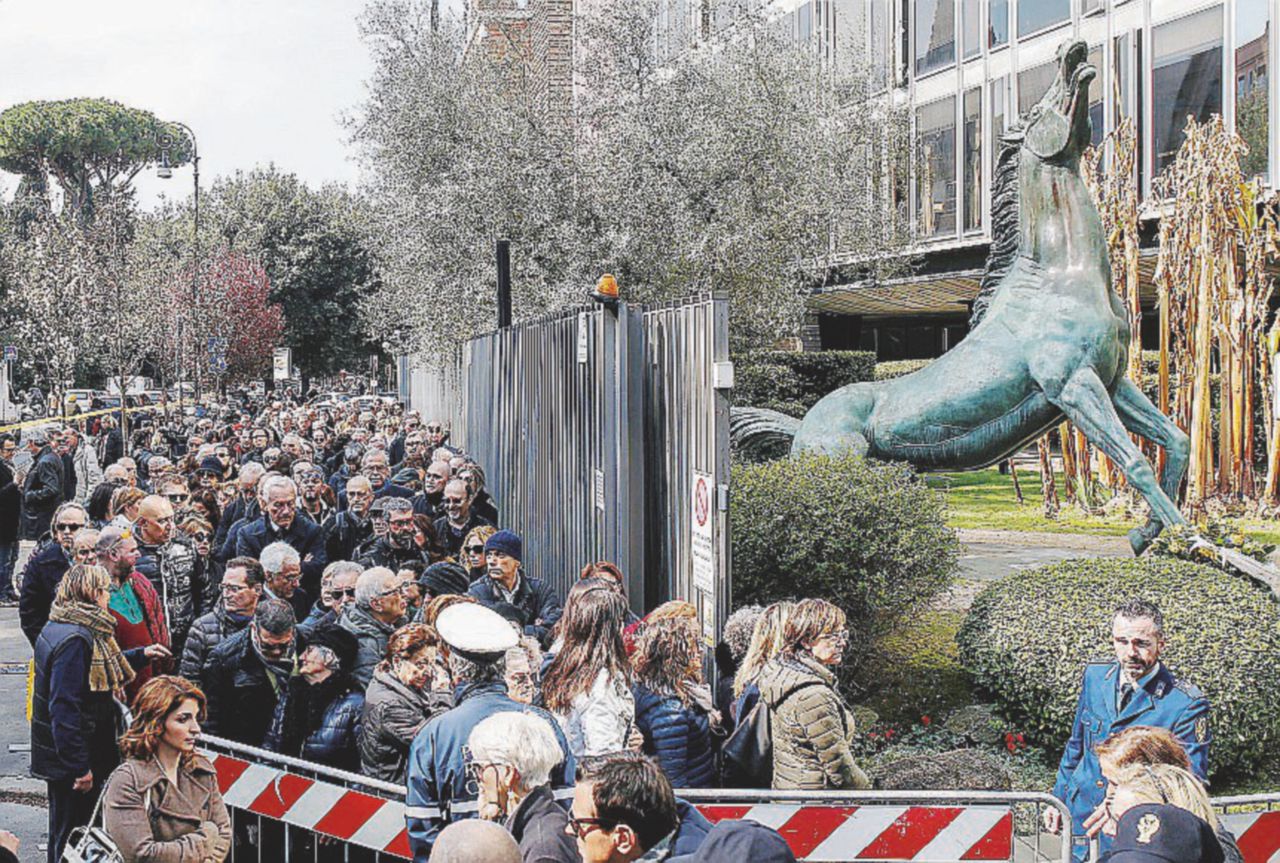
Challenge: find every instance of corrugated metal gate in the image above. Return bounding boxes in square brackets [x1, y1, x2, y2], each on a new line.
[463, 294, 730, 633]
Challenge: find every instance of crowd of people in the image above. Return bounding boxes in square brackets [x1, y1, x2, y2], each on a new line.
[2, 390, 1234, 863]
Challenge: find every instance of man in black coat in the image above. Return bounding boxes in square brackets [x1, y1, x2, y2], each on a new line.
[56, 432, 76, 505]
[434, 479, 493, 558]
[20, 426, 65, 542]
[18, 503, 87, 646]
[467, 531, 562, 647]
[213, 462, 264, 558]
[202, 597, 302, 750]
[235, 475, 326, 595]
[322, 476, 374, 562]
[0, 434, 22, 603]
[96, 414, 124, 469]
[358, 498, 429, 571]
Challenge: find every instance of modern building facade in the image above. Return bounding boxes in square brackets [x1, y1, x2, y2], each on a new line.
[663, 0, 1276, 358]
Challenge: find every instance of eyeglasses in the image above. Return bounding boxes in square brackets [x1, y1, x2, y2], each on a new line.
[444, 497, 466, 506]
[465, 545, 486, 555]
[164, 493, 188, 504]
[398, 655, 434, 671]
[221, 583, 254, 595]
[275, 572, 302, 583]
[188, 533, 211, 542]
[565, 816, 618, 839]
[55, 522, 85, 533]
[326, 587, 357, 600]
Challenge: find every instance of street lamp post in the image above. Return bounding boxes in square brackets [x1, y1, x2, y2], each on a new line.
[157, 123, 200, 420]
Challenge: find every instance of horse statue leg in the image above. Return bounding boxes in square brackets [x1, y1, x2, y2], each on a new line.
[1047, 368, 1188, 549]
[1111, 378, 1191, 554]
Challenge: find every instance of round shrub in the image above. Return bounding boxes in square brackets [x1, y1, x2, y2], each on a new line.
[731, 453, 958, 679]
[957, 557, 1280, 777]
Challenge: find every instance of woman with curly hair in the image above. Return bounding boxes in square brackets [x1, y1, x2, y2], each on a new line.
[631, 615, 717, 788]
[360, 623, 453, 783]
[102, 675, 231, 862]
[542, 582, 634, 758]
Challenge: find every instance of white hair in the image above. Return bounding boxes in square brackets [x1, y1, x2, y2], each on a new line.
[260, 475, 296, 501]
[260, 541, 301, 575]
[466, 712, 563, 791]
[355, 566, 398, 607]
[240, 461, 266, 482]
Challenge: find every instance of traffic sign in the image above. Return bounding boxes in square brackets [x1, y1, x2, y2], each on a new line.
[3, 346, 16, 363]
[273, 347, 292, 381]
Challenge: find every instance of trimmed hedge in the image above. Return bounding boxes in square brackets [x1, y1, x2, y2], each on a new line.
[874, 359, 933, 381]
[731, 453, 958, 683]
[732, 350, 875, 415]
[957, 557, 1280, 777]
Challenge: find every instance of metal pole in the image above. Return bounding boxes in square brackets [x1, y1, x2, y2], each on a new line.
[496, 239, 512, 329]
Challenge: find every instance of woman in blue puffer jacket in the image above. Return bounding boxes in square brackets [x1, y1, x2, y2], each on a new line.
[632, 615, 718, 789]
[297, 623, 365, 770]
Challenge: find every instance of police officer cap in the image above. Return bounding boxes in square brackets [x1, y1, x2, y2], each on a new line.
[436, 602, 518, 663]
[1103, 804, 1223, 863]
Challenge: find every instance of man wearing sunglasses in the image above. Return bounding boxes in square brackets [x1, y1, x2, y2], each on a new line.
[17, 503, 88, 645]
[180, 556, 263, 682]
[298, 560, 362, 636]
[358, 498, 429, 572]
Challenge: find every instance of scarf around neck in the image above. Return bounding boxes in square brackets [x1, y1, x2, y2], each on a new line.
[49, 600, 136, 694]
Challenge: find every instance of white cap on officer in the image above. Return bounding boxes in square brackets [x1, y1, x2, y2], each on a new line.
[437, 603, 518, 663]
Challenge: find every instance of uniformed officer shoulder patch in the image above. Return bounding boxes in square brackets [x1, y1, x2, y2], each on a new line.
[1174, 678, 1206, 699]
[1195, 716, 1208, 743]
[1136, 813, 1160, 844]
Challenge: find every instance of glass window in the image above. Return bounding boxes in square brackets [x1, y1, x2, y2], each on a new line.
[870, 0, 889, 91]
[1089, 45, 1105, 147]
[1113, 33, 1131, 126]
[915, 0, 956, 76]
[1236, 0, 1270, 179]
[962, 0, 981, 59]
[1018, 0, 1069, 39]
[964, 88, 983, 232]
[992, 75, 1009, 136]
[990, 0, 1009, 48]
[1152, 6, 1223, 176]
[1018, 60, 1057, 115]
[917, 96, 957, 239]
[1083, 0, 1102, 14]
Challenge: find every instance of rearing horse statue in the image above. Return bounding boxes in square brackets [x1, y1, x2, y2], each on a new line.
[734, 40, 1189, 555]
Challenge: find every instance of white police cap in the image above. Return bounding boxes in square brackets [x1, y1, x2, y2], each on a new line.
[436, 602, 519, 662]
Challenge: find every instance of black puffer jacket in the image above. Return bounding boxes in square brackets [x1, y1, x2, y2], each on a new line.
[18, 539, 71, 646]
[179, 603, 251, 682]
[322, 509, 372, 563]
[359, 668, 452, 784]
[357, 537, 429, 572]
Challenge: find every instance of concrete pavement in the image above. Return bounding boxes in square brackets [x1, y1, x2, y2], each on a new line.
[0, 607, 44, 862]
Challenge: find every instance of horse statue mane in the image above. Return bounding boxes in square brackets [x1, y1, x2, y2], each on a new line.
[970, 124, 1026, 328]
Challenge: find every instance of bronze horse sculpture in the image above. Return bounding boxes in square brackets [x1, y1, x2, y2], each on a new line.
[734, 40, 1189, 555]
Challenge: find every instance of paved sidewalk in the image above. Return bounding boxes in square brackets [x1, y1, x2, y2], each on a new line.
[0, 608, 45, 862]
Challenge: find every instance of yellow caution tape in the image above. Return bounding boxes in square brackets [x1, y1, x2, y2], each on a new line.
[0, 402, 172, 435]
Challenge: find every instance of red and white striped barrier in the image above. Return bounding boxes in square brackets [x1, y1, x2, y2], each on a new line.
[209, 751, 413, 858]
[204, 740, 1280, 863]
[696, 803, 1013, 862]
[1222, 811, 1280, 863]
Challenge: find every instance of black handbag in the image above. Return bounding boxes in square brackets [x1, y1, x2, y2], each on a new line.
[720, 681, 821, 788]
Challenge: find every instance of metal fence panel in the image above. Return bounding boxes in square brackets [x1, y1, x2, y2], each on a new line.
[402, 356, 466, 442]
[461, 294, 729, 622]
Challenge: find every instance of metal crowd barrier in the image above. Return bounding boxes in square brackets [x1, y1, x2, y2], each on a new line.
[198, 735, 1075, 863]
[1212, 794, 1280, 863]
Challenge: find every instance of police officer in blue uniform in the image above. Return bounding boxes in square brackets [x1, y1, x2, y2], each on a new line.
[404, 602, 575, 862]
[1047, 599, 1210, 862]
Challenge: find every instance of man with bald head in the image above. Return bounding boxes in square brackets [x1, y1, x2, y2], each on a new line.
[134, 494, 203, 658]
[427, 821, 521, 863]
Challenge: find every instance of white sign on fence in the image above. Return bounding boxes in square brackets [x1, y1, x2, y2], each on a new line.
[272, 347, 291, 381]
[691, 470, 715, 592]
[577, 313, 589, 364]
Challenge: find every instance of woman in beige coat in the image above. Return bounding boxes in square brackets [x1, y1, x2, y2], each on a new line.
[103, 675, 231, 863]
[758, 598, 871, 790]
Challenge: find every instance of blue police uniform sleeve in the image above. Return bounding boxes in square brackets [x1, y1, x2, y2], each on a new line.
[405, 727, 445, 862]
[1053, 667, 1091, 801]
[1167, 691, 1211, 783]
[537, 705, 577, 789]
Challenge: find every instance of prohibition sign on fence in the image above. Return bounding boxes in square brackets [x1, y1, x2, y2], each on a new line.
[694, 475, 710, 530]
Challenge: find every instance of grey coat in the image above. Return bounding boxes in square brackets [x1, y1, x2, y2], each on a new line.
[339, 604, 403, 688]
[358, 668, 452, 784]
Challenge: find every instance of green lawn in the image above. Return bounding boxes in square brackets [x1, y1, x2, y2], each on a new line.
[930, 468, 1280, 546]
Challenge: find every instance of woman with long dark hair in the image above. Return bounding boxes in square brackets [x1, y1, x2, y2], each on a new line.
[632, 615, 718, 788]
[541, 581, 634, 759]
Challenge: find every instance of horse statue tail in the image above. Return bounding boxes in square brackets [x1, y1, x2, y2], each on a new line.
[730, 406, 803, 460]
